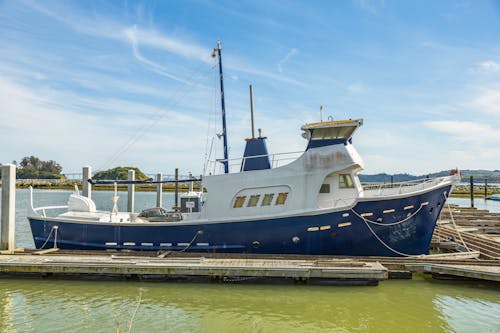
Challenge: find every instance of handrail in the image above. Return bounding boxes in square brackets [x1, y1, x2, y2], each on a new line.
[33, 205, 68, 212]
[205, 150, 303, 175]
[362, 176, 454, 196]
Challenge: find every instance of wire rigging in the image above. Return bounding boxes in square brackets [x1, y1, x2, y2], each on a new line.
[98, 61, 216, 172]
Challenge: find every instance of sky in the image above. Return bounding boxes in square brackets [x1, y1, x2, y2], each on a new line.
[0, 0, 499, 176]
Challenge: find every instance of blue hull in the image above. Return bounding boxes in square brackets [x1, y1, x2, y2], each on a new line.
[28, 186, 451, 257]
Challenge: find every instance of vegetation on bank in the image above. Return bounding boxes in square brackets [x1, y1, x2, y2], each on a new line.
[93, 166, 150, 181]
[15, 156, 63, 179]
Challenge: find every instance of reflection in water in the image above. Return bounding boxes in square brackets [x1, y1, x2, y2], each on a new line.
[0, 191, 499, 332]
[0, 276, 499, 333]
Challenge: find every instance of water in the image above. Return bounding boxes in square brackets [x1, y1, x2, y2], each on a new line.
[0, 189, 499, 332]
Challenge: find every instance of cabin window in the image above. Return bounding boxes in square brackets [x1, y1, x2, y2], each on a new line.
[247, 195, 261, 207]
[233, 196, 246, 208]
[275, 192, 288, 205]
[339, 174, 354, 188]
[311, 126, 357, 141]
[319, 184, 330, 193]
[261, 193, 274, 206]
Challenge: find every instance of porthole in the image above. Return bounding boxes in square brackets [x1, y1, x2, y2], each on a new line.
[252, 241, 260, 248]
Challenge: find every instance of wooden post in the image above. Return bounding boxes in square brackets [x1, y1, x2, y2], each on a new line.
[470, 175, 474, 208]
[1, 164, 16, 252]
[156, 173, 163, 208]
[174, 168, 179, 211]
[82, 166, 92, 199]
[128, 169, 135, 213]
[484, 178, 488, 200]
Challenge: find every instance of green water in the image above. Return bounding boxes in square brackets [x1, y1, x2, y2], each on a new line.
[0, 189, 499, 332]
[0, 276, 499, 332]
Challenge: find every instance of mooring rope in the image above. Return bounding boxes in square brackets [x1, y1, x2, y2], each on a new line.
[351, 202, 430, 257]
[350, 203, 425, 226]
[157, 230, 202, 257]
[359, 217, 414, 257]
[443, 192, 472, 253]
[39, 226, 58, 249]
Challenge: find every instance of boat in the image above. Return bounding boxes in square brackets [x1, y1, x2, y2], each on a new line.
[490, 194, 500, 201]
[27, 41, 460, 256]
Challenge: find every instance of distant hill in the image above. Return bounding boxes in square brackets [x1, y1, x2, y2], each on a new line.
[359, 169, 500, 183]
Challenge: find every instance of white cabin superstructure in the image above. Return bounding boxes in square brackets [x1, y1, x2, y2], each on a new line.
[200, 119, 365, 220]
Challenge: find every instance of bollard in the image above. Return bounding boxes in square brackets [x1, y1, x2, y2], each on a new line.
[128, 169, 135, 213]
[82, 166, 92, 199]
[1, 164, 16, 252]
[470, 175, 474, 208]
[156, 173, 163, 208]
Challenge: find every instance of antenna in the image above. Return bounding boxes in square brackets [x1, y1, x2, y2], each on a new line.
[320, 105, 324, 122]
[249, 84, 255, 139]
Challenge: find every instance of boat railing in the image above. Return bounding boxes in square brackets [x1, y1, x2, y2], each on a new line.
[362, 176, 453, 197]
[31, 205, 68, 218]
[204, 150, 303, 175]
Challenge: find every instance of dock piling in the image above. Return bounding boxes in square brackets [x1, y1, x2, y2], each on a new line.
[484, 178, 488, 200]
[1, 164, 16, 252]
[174, 168, 179, 210]
[82, 166, 92, 199]
[128, 170, 135, 213]
[156, 173, 163, 207]
[470, 175, 474, 208]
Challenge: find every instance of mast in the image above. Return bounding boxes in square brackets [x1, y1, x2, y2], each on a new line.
[214, 40, 229, 174]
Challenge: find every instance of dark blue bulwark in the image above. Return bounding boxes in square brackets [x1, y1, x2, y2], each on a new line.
[241, 138, 271, 171]
[28, 185, 452, 257]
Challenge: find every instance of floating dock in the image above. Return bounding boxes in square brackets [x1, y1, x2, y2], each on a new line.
[433, 204, 500, 259]
[0, 253, 388, 285]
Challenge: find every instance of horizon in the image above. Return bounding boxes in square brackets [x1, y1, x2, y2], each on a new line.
[1, 0, 499, 175]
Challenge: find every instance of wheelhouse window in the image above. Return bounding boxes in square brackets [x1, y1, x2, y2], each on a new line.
[310, 126, 357, 141]
[339, 174, 354, 189]
[275, 192, 288, 205]
[319, 184, 330, 193]
[247, 195, 261, 207]
[233, 196, 246, 208]
[261, 193, 274, 206]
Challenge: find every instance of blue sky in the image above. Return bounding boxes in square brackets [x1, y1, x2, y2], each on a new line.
[1, 0, 499, 176]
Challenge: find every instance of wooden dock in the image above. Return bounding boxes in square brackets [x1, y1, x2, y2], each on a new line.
[405, 263, 500, 282]
[0, 253, 388, 285]
[433, 204, 500, 259]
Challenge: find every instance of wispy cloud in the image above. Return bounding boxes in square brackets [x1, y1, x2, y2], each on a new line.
[471, 88, 500, 117]
[353, 0, 385, 15]
[423, 120, 500, 143]
[124, 26, 189, 83]
[278, 48, 298, 73]
[471, 60, 500, 74]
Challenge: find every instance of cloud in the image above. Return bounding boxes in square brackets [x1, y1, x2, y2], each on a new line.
[123, 26, 190, 83]
[353, 0, 385, 15]
[471, 61, 500, 74]
[423, 120, 500, 143]
[277, 48, 298, 73]
[471, 88, 500, 117]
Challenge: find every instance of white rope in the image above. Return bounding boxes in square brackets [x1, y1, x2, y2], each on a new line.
[359, 216, 415, 257]
[443, 192, 472, 253]
[352, 202, 429, 257]
[39, 226, 57, 249]
[351, 203, 425, 226]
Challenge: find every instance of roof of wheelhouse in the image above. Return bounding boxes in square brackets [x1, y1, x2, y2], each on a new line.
[301, 118, 363, 130]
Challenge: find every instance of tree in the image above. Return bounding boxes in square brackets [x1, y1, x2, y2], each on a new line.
[17, 155, 63, 179]
[93, 167, 150, 181]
